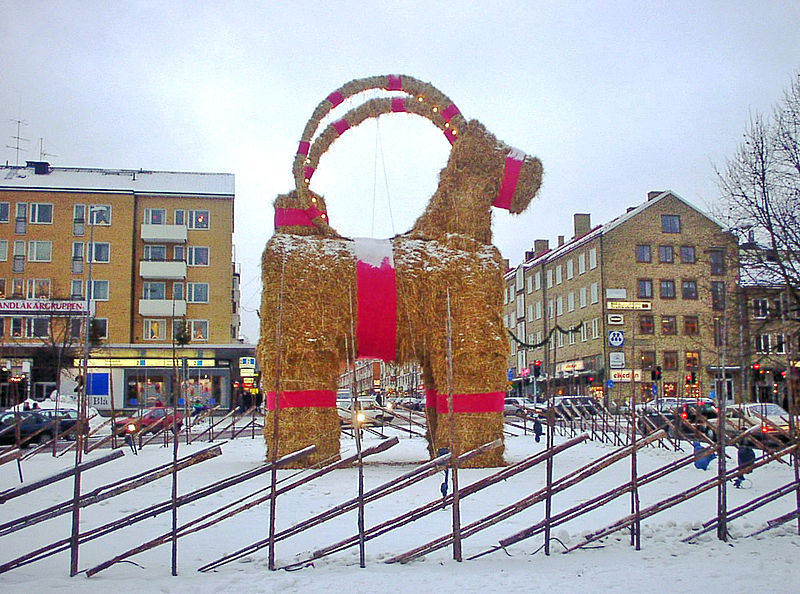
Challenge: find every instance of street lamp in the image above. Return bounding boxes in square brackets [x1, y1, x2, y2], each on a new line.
[81, 207, 104, 429]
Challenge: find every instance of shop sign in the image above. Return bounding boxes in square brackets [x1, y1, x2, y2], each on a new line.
[0, 299, 91, 316]
[606, 301, 651, 311]
[610, 369, 644, 382]
[88, 358, 216, 368]
[555, 360, 585, 374]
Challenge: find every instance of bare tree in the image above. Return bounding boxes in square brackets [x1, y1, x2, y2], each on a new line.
[717, 70, 800, 321]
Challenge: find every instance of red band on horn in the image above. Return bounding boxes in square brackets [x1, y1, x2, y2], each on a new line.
[327, 91, 344, 107]
[436, 392, 505, 414]
[493, 149, 525, 210]
[441, 104, 460, 122]
[444, 128, 457, 145]
[297, 141, 310, 156]
[387, 75, 403, 91]
[391, 97, 406, 112]
[332, 118, 350, 135]
[267, 390, 336, 410]
[303, 166, 315, 181]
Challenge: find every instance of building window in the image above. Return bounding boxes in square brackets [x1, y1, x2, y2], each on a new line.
[661, 214, 681, 233]
[174, 209, 186, 226]
[709, 248, 726, 275]
[658, 245, 674, 263]
[144, 208, 166, 224]
[568, 330, 576, 345]
[639, 314, 654, 335]
[640, 350, 655, 369]
[557, 331, 564, 348]
[661, 315, 677, 335]
[534, 271, 541, 291]
[73, 204, 85, 236]
[70, 318, 82, 340]
[11, 317, 23, 337]
[525, 276, 533, 294]
[527, 304, 534, 322]
[28, 240, 52, 262]
[91, 280, 110, 301]
[173, 282, 184, 301]
[555, 265, 562, 285]
[71, 279, 83, 299]
[579, 287, 587, 308]
[581, 322, 587, 342]
[535, 301, 542, 320]
[190, 319, 209, 340]
[516, 294, 525, 319]
[711, 281, 726, 311]
[567, 291, 575, 312]
[27, 279, 50, 299]
[755, 334, 770, 353]
[775, 334, 786, 354]
[90, 205, 112, 225]
[0, 202, 8, 223]
[546, 269, 553, 288]
[566, 259, 574, 279]
[144, 319, 166, 340]
[660, 279, 676, 299]
[71, 242, 84, 274]
[547, 299, 554, 319]
[0, 240, 6, 261]
[12, 278, 23, 298]
[680, 245, 695, 263]
[29, 203, 53, 224]
[685, 351, 700, 369]
[515, 267, 524, 292]
[556, 296, 563, 316]
[187, 246, 209, 266]
[591, 317, 600, 339]
[590, 282, 599, 304]
[188, 210, 210, 229]
[0, 279, 5, 298]
[752, 299, 769, 319]
[143, 281, 166, 300]
[15, 203, 27, 234]
[87, 242, 110, 263]
[636, 245, 651, 262]
[589, 247, 597, 269]
[27, 317, 50, 338]
[663, 351, 678, 370]
[143, 244, 166, 261]
[578, 253, 586, 274]
[684, 315, 699, 335]
[637, 279, 653, 299]
[91, 318, 108, 340]
[682, 280, 698, 300]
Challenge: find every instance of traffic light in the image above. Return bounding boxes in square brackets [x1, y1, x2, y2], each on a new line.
[685, 374, 692, 385]
[655, 366, 662, 381]
[651, 370, 657, 382]
[587, 375, 594, 384]
[533, 360, 542, 378]
[752, 363, 762, 383]
[776, 370, 787, 382]
[690, 371, 697, 384]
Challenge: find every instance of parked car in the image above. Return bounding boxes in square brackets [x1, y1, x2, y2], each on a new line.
[638, 399, 718, 439]
[336, 394, 394, 427]
[0, 410, 74, 446]
[503, 397, 538, 417]
[114, 407, 183, 436]
[723, 402, 790, 446]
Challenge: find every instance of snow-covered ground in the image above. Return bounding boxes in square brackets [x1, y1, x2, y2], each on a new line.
[2, 429, 800, 593]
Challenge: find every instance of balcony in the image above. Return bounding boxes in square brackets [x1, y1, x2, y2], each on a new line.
[138, 299, 187, 317]
[139, 260, 186, 280]
[140, 224, 187, 243]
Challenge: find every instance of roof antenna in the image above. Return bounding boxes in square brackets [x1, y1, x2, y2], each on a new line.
[39, 138, 57, 161]
[6, 117, 28, 166]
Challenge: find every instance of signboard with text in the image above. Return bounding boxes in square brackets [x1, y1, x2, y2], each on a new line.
[0, 299, 91, 316]
[610, 369, 644, 383]
[606, 301, 652, 311]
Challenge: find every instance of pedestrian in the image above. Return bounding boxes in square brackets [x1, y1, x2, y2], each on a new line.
[533, 418, 544, 443]
[734, 444, 756, 488]
[23, 401, 31, 411]
[692, 440, 716, 470]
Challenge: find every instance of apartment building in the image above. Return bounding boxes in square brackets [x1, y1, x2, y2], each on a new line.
[504, 191, 740, 406]
[0, 161, 250, 409]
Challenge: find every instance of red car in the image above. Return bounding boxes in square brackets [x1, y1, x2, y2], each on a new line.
[115, 407, 183, 436]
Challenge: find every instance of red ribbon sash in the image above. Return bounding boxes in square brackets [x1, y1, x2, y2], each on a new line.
[493, 148, 526, 210]
[354, 239, 397, 361]
[267, 390, 336, 410]
[435, 392, 504, 414]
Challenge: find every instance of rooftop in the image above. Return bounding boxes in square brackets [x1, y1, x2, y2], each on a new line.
[0, 162, 234, 197]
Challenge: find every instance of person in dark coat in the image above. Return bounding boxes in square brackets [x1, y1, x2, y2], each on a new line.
[734, 444, 756, 487]
[533, 418, 544, 443]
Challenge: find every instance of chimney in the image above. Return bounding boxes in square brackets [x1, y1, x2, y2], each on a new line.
[626, 206, 637, 213]
[502, 258, 510, 271]
[26, 161, 50, 175]
[558, 235, 565, 247]
[533, 239, 549, 255]
[573, 213, 591, 238]
[647, 191, 664, 201]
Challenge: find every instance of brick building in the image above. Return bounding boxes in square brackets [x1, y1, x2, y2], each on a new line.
[0, 161, 251, 409]
[503, 191, 741, 406]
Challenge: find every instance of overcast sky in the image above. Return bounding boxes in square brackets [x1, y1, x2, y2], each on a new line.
[2, 1, 799, 342]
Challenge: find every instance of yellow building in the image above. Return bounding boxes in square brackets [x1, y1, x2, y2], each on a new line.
[0, 161, 250, 409]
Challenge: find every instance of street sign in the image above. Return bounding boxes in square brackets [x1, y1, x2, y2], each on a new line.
[607, 313, 624, 325]
[608, 330, 625, 347]
[606, 301, 652, 311]
[651, 383, 657, 395]
[609, 352, 625, 369]
[606, 380, 614, 389]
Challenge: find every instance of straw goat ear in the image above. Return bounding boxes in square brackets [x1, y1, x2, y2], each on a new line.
[509, 155, 543, 215]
